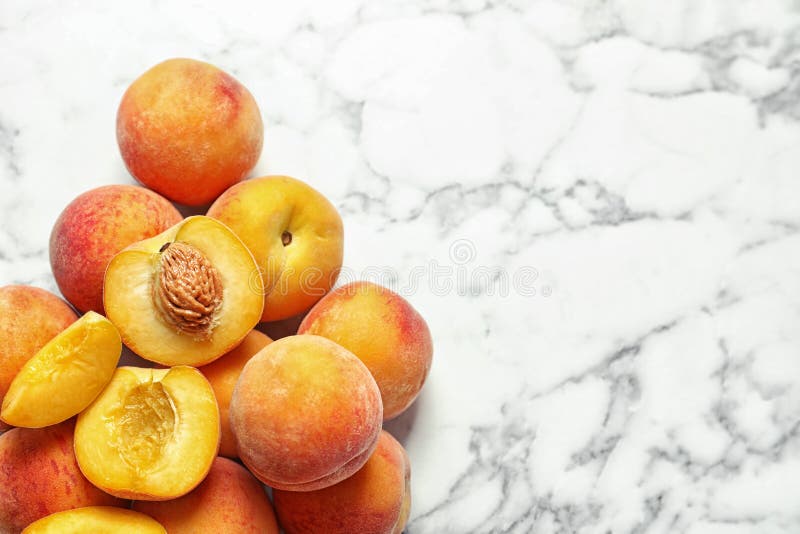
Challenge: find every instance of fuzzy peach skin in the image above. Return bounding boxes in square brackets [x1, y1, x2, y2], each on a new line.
[273, 430, 411, 534]
[230, 335, 382, 491]
[132, 457, 279, 534]
[0, 420, 125, 533]
[299, 281, 433, 420]
[0, 286, 78, 432]
[117, 58, 263, 206]
[199, 330, 272, 458]
[207, 176, 343, 321]
[50, 185, 182, 313]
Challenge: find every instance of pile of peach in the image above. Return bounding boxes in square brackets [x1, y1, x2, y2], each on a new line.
[0, 58, 432, 534]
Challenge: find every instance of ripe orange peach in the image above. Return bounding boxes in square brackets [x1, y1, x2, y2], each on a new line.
[132, 457, 279, 534]
[299, 281, 433, 419]
[50, 185, 182, 313]
[199, 330, 272, 458]
[273, 430, 411, 534]
[0, 420, 125, 532]
[0, 286, 78, 432]
[230, 335, 382, 491]
[207, 176, 343, 321]
[117, 58, 263, 206]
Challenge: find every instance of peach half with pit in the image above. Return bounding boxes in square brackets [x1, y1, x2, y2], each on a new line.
[103, 215, 263, 366]
[1, 311, 121, 428]
[22, 507, 165, 534]
[74, 366, 220, 501]
[207, 176, 343, 322]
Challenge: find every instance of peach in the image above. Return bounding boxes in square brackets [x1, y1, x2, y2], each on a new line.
[1, 312, 121, 428]
[132, 457, 279, 533]
[49, 185, 182, 313]
[22, 507, 165, 534]
[207, 176, 343, 321]
[74, 366, 220, 500]
[117, 58, 263, 206]
[273, 430, 411, 534]
[0, 420, 125, 533]
[299, 281, 433, 419]
[199, 330, 272, 458]
[103, 216, 264, 366]
[0, 286, 78, 432]
[230, 335, 382, 491]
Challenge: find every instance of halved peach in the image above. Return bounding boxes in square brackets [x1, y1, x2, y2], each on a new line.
[1, 311, 121, 428]
[103, 216, 263, 366]
[74, 366, 220, 500]
[207, 176, 343, 322]
[22, 506, 165, 534]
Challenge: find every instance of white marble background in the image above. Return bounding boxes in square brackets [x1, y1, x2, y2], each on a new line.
[3, 1, 800, 533]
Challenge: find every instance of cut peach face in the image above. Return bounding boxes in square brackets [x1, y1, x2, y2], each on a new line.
[74, 366, 220, 501]
[299, 281, 433, 419]
[207, 176, 343, 322]
[273, 430, 412, 534]
[103, 216, 263, 366]
[199, 330, 272, 458]
[0, 285, 78, 431]
[230, 335, 382, 491]
[132, 457, 279, 534]
[22, 506, 165, 534]
[1, 311, 121, 428]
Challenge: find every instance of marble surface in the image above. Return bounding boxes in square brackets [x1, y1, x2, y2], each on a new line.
[3, 1, 800, 532]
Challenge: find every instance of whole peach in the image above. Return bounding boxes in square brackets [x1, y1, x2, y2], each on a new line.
[0, 420, 125, 532]
[132, 457, 278, 534]
[117, 58, 263, 206]
[299, 281, 433, 419]
[0, 285, 78, 432]
[273, 430, 411, 534]
[49, 185, 182, 313]
[230, 335, 382, 491]
[199, 330, 272, 458]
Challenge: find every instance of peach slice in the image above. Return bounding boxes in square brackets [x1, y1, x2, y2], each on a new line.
[230, 335, 382, 491]
[74, 366, 220, 500]
[1, 311, 121, 428]
[0, 285, 78, 431]
[207, 176, 343, 322]
[299, 281, 433, 420]
[199, 330, 272, 458]
[273, 430, 412, 534]
[103, 215, 263, 366]
[22, 506, 165, 534]
[132, 457, 279, 533]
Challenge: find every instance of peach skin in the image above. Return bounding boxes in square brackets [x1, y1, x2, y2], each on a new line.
[0, 420, 125, 533]
[117, 58, 263, 206]
[49, 184, 182, 313]
[230, 335, 382, 491]
[206, 176, 343, 322]
[299, 281, 433, 419]
[199, 330, 272, 458]
[0, 285, 78, 432]
[132, 457, 279, 534]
